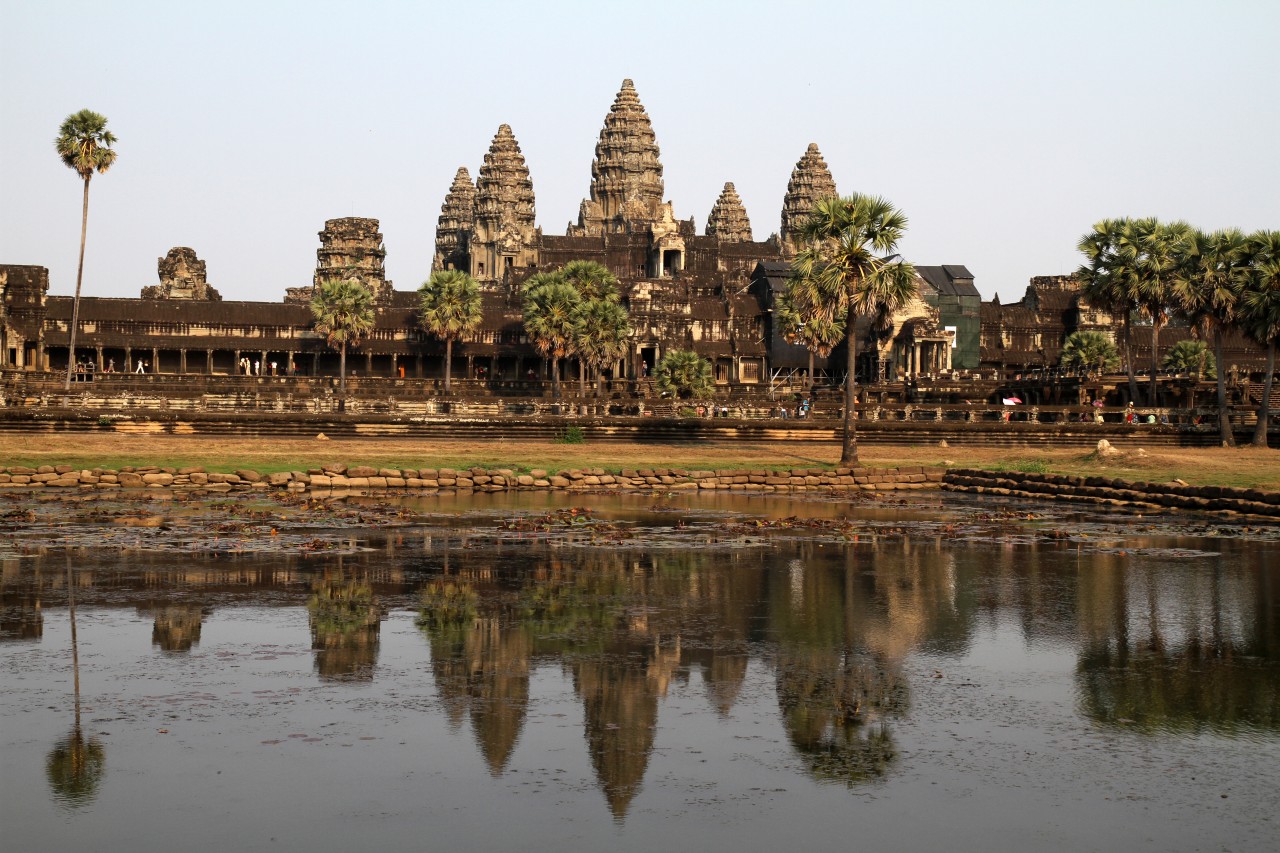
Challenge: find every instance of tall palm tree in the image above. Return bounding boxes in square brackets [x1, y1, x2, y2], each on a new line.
[576, 299, 632, 397]
[55, 110, 117, 391]
[1238, 231, 1280, 447]
[522, 272, 582, 399]
[1172, 228, 1249, 446]
[793, 194, 917, 465]
[1077, 218, 1141, 403]
[418, 269, 483, 393]
[1126, 218, 1193, 405]
[310, 279, 376, 403]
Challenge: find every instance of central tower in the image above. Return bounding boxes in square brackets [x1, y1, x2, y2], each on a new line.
[570, 79, 671, 236]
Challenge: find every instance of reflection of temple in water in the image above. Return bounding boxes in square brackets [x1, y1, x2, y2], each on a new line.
[1, 557, 43, 641]
[139, 603, 208, 652]
[1075, 547, 1280, 732]
[308, 566, 382, 681]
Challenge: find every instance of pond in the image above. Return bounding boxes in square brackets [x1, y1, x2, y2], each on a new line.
[1, 491, 1278, 851]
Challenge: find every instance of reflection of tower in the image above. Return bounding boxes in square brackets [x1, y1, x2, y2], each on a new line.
[419, 579, 531, 775]
[775, 649, 902, 785]
[1, 569, 43, 641]
[308, 568, 381, 681]
[148, 604, 206, 653]
[573, 651, 660, 820]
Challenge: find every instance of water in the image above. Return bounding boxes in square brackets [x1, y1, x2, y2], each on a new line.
[2, 492, 1278, 851]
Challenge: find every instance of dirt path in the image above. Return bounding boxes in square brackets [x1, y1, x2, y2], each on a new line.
[4, 433, 1280, 491]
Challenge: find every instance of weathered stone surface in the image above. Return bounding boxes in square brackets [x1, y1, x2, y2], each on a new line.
[268, 472, 293, 486]
[571, 79, 667, 236]
[705, 182, 752, 242]
[470, 124, 537, 282]
[348, 466, 378, 478]
[434, 167, 476, 272]
[234, 469, 262, 483]
[142, 473, 173, 485]
[780, 143, 837, 258]
[142, 248, 221, 301]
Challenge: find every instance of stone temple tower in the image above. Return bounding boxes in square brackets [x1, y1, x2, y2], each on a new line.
[705, 182, 753, 242]
[311, 217, 392, 304]
[433, 167, 476, 272]
[570, 79, 672, 236]
[779, 143, 838, 258]
[468, 124, 538, 285]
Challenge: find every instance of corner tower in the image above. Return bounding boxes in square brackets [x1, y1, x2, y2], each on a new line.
[433, 167, 476, 272]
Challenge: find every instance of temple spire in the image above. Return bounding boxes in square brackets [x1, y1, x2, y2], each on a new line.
[705, 182, 753, 242]
[780, 143, 838, 257]
[470, 125, 538, 283]
[571, 79, 666, 235]
[433, 167, 475, 272]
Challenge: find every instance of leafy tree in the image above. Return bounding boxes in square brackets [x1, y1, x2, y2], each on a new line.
[522, 272, 582, 399]
[576, 299, 632, 396]
[1172, 228, 1250, 446]
[1161, 339, 1215, 380]
[778, 276, 846, 389]
[1238, 231, 1280, 446]
[418, 269, 483, 393]
[793, 194, 917, 465]
[1077, 218, 1141, 402]
[1059, 330, 1120, 375]
[55, 110, 117, 391]
[310, 279, 376, 401]
[654, 349, 714, 399]
[559, 260, 625, 395]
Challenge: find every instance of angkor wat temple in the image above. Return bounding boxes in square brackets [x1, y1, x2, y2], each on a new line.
[0, 80, 1268, 390]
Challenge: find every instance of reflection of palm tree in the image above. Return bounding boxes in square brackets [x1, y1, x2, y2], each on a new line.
[46, 727, 106, 808]
[48, 556, 106, 808]
[308, 566, 381, 681]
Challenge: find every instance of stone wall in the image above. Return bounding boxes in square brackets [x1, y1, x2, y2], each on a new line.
[0, 463, 942, 495]
[944, 468, 1280, 518]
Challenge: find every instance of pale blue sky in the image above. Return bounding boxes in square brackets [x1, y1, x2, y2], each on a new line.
[2, 0, 1277, 303]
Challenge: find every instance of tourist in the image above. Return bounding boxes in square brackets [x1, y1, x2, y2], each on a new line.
[270, 361, 277, 376]
[106, 358, 115, 373]
[136, 358, 145, 374]
[1125, 402, 1135, 424]
[253, 360, 260, 376]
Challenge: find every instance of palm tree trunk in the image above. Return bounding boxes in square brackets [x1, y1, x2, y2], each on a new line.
[1253, 340, 1275, 447]
[64, 177, 91, 391]
[551, 356, 561, 399]
[578, 358, 586, 397]
[1215, 326, 1234, 446]
[444, 337, 453, 394]
[1123, 313, 1138, 403]
[1150, 318, 1162, 406]
[841, 305, 859, 466]
[807, 349, 815, 391]
[339, 340, 347, 402]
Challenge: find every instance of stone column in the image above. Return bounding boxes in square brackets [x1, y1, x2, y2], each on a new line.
[96, 346, 104, 371]
[179, 349, 188, 374]
[151, 347, 159, 374]
[206, 350, 214, 373]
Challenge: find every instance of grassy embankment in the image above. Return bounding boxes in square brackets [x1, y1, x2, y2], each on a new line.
[4, 434, 1280, 491]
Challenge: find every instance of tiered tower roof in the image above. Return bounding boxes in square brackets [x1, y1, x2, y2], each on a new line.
[705, 182, 753, 242]
[573, 79, 667, 234]
[780, 143, 838, 256]
[474, 124, 536, 235]
[434, 167, 476, 271]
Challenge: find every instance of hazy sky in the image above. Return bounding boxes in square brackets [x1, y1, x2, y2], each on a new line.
[3, 0, 1277, 304]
